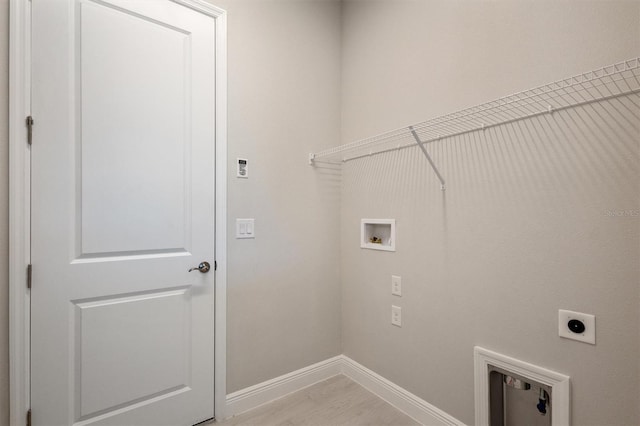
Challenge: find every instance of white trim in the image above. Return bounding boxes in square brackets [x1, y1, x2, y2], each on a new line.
[474, 346, 570, 426]
[225, 356, 344, 418]
[223, 356, 464, 425]
[341, 356, 464, 426]
[9, 0, 32, 424]
[9, 1, 228, 423]
[171, 0, 226, 17]
[211, 5, 229, 421]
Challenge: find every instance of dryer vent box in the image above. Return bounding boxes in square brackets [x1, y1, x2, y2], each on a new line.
[361, 219, 395, 252]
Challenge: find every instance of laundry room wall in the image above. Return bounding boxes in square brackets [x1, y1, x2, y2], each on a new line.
[2, 2, 639, 424]
[340, 1, 639, 425]
[209, 0, 343, 393]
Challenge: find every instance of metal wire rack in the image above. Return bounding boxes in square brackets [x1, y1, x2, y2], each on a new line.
[308, 57, 640, 190]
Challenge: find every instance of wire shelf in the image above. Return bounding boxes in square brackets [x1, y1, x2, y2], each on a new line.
[309, 58, 640, 170]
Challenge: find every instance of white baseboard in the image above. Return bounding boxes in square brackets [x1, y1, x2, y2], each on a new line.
[225, 355, 343, 417]
[224, 355, 464, 426]
[341, 356, 465, 426]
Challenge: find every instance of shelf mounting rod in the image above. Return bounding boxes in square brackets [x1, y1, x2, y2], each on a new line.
[409, 126, 446, 191]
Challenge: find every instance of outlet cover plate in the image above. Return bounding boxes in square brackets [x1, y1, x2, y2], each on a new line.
[558, 309, 595, 344]
[391, 305, 402, 327]
[391, 275, 402, 296]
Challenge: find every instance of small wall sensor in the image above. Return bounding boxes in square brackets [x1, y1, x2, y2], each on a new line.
[237, 158, 248, 178]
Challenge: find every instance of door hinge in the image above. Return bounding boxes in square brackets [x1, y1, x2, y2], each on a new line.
[26, 409, 31, 426]
[26, 264, 32, 290]
[26, 116, 34, 145]
[214, 260, 217, 271]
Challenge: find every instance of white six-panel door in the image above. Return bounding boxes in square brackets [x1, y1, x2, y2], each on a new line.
[31, 0, 216, 424]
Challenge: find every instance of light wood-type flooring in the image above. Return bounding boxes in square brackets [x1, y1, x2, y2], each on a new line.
[213, 375, 420, 426]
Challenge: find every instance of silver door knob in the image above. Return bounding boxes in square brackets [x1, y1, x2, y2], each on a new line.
[188, 261, 211, 273]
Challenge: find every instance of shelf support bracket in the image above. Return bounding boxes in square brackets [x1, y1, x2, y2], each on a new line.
[409, 126, 446, 191]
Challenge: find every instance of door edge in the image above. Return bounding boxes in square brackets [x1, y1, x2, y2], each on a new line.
[9, 0, 32, 424]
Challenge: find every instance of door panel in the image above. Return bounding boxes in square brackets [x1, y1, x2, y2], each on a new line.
[74, 288, 191, 419]
[31, 1, 216, 424]
[80, 0, 191, 256]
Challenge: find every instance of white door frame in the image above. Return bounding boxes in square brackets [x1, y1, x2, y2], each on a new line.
[8, 0, 228, 423]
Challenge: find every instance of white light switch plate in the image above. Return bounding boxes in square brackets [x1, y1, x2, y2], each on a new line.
[558, 309, 595, 344]
[236, 218, 255, 239]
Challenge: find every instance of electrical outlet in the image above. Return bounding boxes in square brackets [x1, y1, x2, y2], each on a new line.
[558, 309, 595, 344]
[391, 275, 402, 296]
[391, 305, 402, 327]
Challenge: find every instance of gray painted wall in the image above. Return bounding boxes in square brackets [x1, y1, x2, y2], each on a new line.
[210, 0, 343, 393]
[0, 1, 8, 423]
[340, 1, 639, 425]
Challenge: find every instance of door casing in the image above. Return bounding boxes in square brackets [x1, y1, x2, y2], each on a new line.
[8, 0, 228, 423]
